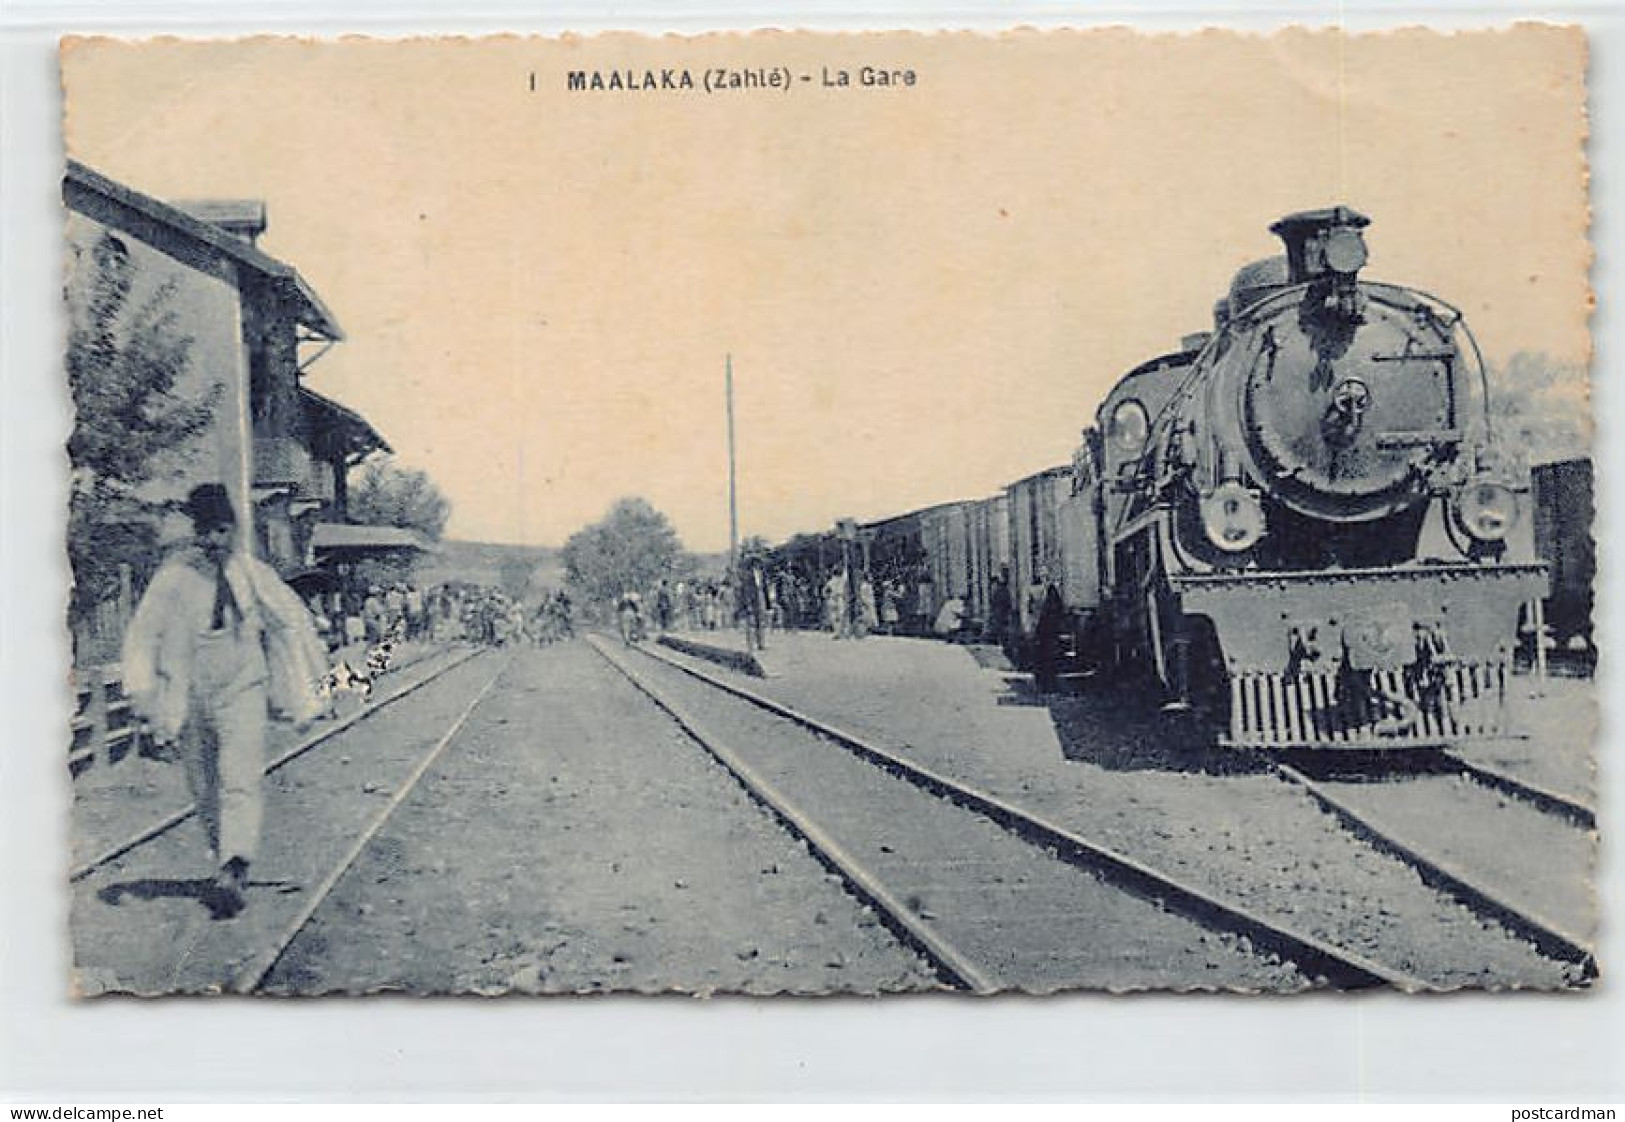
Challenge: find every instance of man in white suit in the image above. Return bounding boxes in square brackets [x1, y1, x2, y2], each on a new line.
[122, 483, 325, 919]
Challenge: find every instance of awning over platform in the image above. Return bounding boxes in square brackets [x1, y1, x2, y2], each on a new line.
[311, 523, 430, 553]
[301, 387, 392, 463]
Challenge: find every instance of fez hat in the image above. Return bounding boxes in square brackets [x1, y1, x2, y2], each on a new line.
[185, 483, 236, 529]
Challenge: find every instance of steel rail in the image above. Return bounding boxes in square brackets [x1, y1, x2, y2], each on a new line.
[587, 635, 994, 993]
[234, 653, 511, 994]
[1439, 752, 1597, 831]
[1273, 762, 1598, 978]
[69, 645, 486, 884]
[609, 636, 1433, 991]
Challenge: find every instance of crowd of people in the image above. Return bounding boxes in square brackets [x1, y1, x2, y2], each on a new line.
[300, 581, 577, 652]
[605, 560, 1015, 648]
[297, 561, 1038, 664]
[302, 582, 425, 651]
[295, 558, 1025, 661]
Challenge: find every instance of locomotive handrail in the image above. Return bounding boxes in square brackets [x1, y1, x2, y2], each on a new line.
[1364, 284, 1496, 435]
[1107, 330, 1227, 540]
[1376, 429, 1463, 450]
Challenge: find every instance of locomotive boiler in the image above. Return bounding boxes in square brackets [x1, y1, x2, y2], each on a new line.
[1082, 206, 1546, 747]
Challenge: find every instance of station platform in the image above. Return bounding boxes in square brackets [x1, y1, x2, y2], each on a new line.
[656, 626, 1016, 677]
[648, 627, 1068, 779]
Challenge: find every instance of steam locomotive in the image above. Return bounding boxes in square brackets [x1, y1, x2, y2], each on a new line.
[765, 207, 1549, 749]
[1076, 206, 1546, 747]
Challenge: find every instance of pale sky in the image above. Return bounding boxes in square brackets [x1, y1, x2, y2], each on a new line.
[62, 28, 1589, 552]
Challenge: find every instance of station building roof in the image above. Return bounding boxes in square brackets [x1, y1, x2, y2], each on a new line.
[311, 523, 431, 553]
[64, 159, 343, 341]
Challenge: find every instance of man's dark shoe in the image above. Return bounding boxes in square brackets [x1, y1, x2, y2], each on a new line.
[204, 857, 250, 920]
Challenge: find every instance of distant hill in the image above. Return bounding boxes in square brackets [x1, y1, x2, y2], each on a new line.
[414, 539, 566, 595]
[685, 551, 731, 579]
[414, 540, 740, 597]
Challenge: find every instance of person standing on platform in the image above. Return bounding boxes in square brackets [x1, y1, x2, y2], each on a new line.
[305, 595, 334, 652]
[384, 583, 406, 637]
[914, 578, 935, 636]
[617, 588, 645, 645]
[880, 581, 901, 636]
[1032, 585, 1068, 694]
[404, 583, 425, 640]
[739, 560, 768, 651]
[856, 576, 878, 639]
[655, 579, 674, 633]
[362, 585, 386, 645]
[766, 576, 784, 632]
[825, 568, 850, 639]
[557, 590, 574, 638]
[121, 484, 325, 919]
[987, 568, 1014, 655]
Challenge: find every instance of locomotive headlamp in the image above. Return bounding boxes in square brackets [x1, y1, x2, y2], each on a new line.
[1454, 478, 1519, 543]
[1110, 399, 1149, 455]
[1200, 481, 1266, 552]
[1323, 226, 1369, 276]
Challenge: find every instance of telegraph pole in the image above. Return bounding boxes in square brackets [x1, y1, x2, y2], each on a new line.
[726, 353, 738, 584]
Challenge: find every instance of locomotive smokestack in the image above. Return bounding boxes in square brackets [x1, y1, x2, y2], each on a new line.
[1270, 205, 1370, 320]
[1269, 205, 1370, 284]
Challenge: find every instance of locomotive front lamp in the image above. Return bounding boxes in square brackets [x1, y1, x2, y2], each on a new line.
[1200, 481, 1266, 552]
[1453, 478, 1519, 543]
[1110, 399, 1149, 454]
[1322, 225, 1369, 319]
[1322, 225, 1368, 276]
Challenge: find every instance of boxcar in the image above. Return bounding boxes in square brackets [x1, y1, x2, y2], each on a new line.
[1532, 457, 1595, 656]
[1005, 465, 1082, 636]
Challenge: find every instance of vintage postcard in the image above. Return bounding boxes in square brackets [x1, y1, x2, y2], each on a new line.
[61, 27, 1594, 996]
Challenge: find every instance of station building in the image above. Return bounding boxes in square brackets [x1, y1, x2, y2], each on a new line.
[64, 160, 399, 661]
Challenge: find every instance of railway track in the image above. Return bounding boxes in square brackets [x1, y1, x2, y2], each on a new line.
[1437, 752, 1596, 831]
[1276, 742, 1596, 832]
[242, 641, 943, 995]
[71, 644, 485, 884]
[229, 655, 508, 993]
[1269, 760, 1596, 977]
[611, 635, 1594, 990]
[587, 634, 1434, 992]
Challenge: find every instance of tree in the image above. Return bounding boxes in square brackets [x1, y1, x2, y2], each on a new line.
[562, 497, 685, 606]
[1485, 351, 1590, 466]
[66, 232, 218, 625]
[348, 456, 452, 541]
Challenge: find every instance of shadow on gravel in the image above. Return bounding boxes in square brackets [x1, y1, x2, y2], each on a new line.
[964, 644, 1016, 672]
[96, 876, 232, 919]
[992, 674, 1050, 708]
[1277, 748, 1461, 783]
[1028, 677, 1272, 778]
[98, 875, 300, 920]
